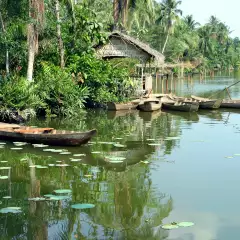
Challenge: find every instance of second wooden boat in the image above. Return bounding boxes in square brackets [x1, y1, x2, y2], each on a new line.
[107, 102, 136, 111]
[191, 95, 222, 109]
[0, 124, 97, 146]
[162, 101, 199, 112]
[221, 99, 240, 108]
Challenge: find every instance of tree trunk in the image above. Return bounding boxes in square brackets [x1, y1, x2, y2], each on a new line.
[27, 23, 36, 81]
[162, 30, 170, 54]
[0, 11, 9, 75]
[122, 0, 129, 29]
[113, 0, 119, 29]
[55, 0, 65, 68]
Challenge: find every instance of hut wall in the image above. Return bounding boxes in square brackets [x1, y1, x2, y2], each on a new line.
[96, 37, 150, 62]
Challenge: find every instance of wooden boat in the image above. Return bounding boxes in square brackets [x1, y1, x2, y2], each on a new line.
[191, 95, 222, 109]
[0, 123, 97, 146]
[138, 98, 162, 112]
[107, 102, 136, 111]
[220, 99, 240, 108]
[162, 101, 199, 112]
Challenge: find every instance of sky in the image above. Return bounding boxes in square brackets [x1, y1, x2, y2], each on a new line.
[163, 0, 240, 38]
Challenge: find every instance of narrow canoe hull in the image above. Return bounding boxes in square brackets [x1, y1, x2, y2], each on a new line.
[107, 102, 136, 111]
[162, 102, 199, 112]
[191, 95, 222, 109]
[0, 129, 97, 146]
[221, 99, 240, 108]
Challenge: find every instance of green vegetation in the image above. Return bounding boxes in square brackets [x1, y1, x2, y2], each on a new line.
[0, 0, 239, 119]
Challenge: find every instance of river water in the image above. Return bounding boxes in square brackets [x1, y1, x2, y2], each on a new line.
[1, 72, 240, 240]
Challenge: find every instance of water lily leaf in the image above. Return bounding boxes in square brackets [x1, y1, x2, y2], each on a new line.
[140, 160, 149, 164]
[54, 189, 72, 194]
[56, 161, 62, 163]
[70, 159, 82, 162]
[51, 149, 64, 153]
[33, 144, 49, 148]
[56, 164, 69, 167]
[0, 142, 6, 145]
[165, 137, 180, 140]
[105, 156, 126, 161]
[146, 139, 155, 141]
[161, 224, 179, 230]
[234, 154, 240, 156]
[109, 160, 123, 163]
[0, 161, 8, 163]
[91, 151, 101, 154]
[148, 143, 161, 146]
[71, 203, 95, 209]
[73, 154, 86, 157]
[43, 149, 56, 152]
[0, 167, 11, 170]
[3, 196, 11, 199]
[47, 195, 70, 201]
[84, 175, 93, 177]
[115, 138, 123, 140]
[10, 148, 23, 150]
[13, 142, 27, 146]
[225, 156, 234, 159]
[98, 142, 115, 145]
[35, 165, 48, 169]
[28, 197, 46, 201]
[48, 164, 55, 167]
[113, 144, 126, 148]
[29, 165, 36, 168]
[0, 176, 8, 179]
[177, 222, 194, 227]
[44, 194, 55, 198]
[20, 158, 27, 162]
[59, 152, 71, 155]
[0, 207, 22, 213]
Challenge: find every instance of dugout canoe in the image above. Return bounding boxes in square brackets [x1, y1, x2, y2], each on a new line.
[0, 125, 97, 146]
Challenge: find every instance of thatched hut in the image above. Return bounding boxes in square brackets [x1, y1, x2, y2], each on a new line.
[95, 31, 165, 66]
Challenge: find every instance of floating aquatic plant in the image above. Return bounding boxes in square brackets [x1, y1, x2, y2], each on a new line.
[71, 203, 95, 209]
[0, 207, 22, 213]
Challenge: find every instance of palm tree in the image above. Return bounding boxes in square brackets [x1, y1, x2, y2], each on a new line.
[159, 0, 182, 54]
[198, 25, 213, 56]
[183, 15, 200, 30]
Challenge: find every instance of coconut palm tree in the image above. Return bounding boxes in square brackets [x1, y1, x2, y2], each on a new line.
[159, 0, 182, 54]
[183, 15, 200, 30]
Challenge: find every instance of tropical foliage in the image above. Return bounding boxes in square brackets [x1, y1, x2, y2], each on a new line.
[0, 0, 240, 117]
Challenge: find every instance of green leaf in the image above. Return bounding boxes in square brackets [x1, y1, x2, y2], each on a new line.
[54, 189, 72, 194]
[71, 203, 95, 209]
[177, 222, 195, 227]
[0, 207, 22, 213]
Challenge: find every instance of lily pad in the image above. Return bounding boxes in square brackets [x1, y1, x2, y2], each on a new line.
[105, 156, 126, 161]
[73, 154, 86, 157]
[0, 207, 22, 214]
[140, 160, 149, 164]
[177, 222, 194, 227]
[234, 154, 240, 156]
[3, 196, 11, 199]
[0, 142, 6, 145]
[91, 151, 101, 154]
[84, 174, 93, 177]
[161, 224, 179, 230]
[109, 160, 123, 163]
[0, 176, 8, 179]
[165, 137, 180, 140]
[113, 144, 126, 148]
[54, 189, 72, 194]
[56, 164, 69, 167]
[48, 195, 70, 201]
[70, 159, 82, 162]
[44, 194, 55, 198]
[35, 165, 48, 169]
[146, 139, 155, 141]
[59, 152, 71, 155]
[28, 197, 46, 201]
[148, 143, 161, 146]
[225, 156, 234, 159]
[115, 137, 123, 140]
[33, 144, 49, 148]
[43, 149, 56, 152]
[71, 203, 95, 209]
[0, 161, 8, 163]
[48, 164, 55, 167]
[10, 147, 23, 150]
[0, 167, 11, 170]
[13, 142, 27, 146]
[51, 149, 64, 153]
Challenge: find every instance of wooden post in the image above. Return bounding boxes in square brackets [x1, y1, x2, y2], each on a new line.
[225, 88, 232, 100]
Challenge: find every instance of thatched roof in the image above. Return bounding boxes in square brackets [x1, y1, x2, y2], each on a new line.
[95, 31, 165, 66]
